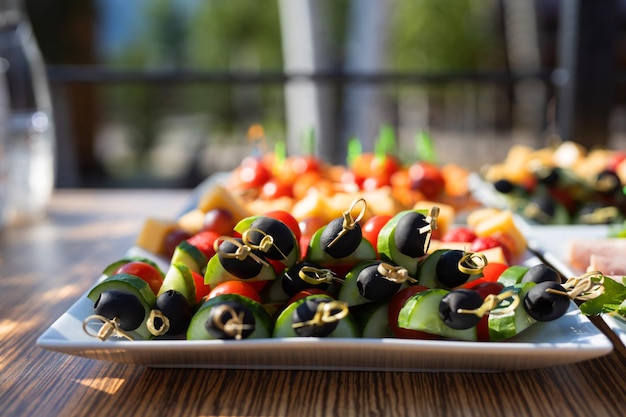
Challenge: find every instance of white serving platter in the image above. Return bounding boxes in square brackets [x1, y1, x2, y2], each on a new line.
[525, 224, 626, 347]
[37, 247, 613, 372]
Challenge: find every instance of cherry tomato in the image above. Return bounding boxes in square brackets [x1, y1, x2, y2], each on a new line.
[289, 155, 321, 175]
[265, 210, 302, 242]
[208, 280, 262, 304]
[115, 261, 164, 295]
[472, 282, 505, 341]
[440, 226, 477, 243]
[408, 161, 445, 199]
[370, 155, 401, 184]
[192, 271, 211, 304]
[186, 230, 220, 259]
[260, 179, 294, 199]
[462, 263, 508, 289]
[237, 156, 271, 189]
[388, 285, 440, 340]
[287, 288, 333, 305]
[361, 214, 392, 252]
[202, 208, 236, 235]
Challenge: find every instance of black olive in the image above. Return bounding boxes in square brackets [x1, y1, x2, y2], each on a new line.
[493, 179, 515, 194]
[523, 281, 570, 322]
[356, 262, 402, 301]
[521, 264, 561, 285]
[93, 289, 145, 331]
[594, 169, 621, 195]
[204, 300, 256, 340]
[320, 217, 362, 259]
[291, 298, 340, 337]
[217, 238, 264, 279]
[523, 196, 557, 224]
[248, 217, 296, 260]
[535, 167, 560, 186]
[153, 290, 192, 336]
[439, 289, 483, 330]
[393, 211, 432, 257]
[281, 261, 330, 297]
[435, 250, 471, 288]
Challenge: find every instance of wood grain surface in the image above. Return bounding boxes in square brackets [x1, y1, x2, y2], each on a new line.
[1, 189, 624, 417]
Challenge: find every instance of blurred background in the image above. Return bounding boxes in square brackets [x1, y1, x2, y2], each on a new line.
[18, 0, 626, 188]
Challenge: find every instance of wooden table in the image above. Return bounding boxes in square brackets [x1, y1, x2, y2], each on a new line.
[1, 189, 625, 417]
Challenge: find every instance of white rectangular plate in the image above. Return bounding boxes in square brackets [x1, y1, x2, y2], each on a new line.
[525, 225, 626, 347]
[37, 247, 613, 372]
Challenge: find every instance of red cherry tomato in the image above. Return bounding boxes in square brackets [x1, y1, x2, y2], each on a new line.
[192, 271, 211, 304]
[115, 261, 164, 295]
[290, 155, 321, 175]
[408, 161, 445, 199]
[208, 280, 262, 304]
[471, 282, 505, 341]
[265, 210, 302, 242]
[440, 226, 477, 243]
[388, 285, 440, 340]
[186, 230, 220, 259]
[237, 156, 272, 189]
[462, 263, 509, 289]
[260, 179, 294, 199]
[361, 215, 392, 253]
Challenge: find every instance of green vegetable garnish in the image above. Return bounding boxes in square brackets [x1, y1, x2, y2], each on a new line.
[579, 276, 626, 317]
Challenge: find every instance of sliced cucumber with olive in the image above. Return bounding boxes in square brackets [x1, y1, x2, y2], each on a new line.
[377, 209, 431, 276]
[187, 293, 273, 340]
[170, 240, 209, 275]
[416, 249, 482, 289]
[87, 273, 157, 340]
[305, 226, 376, 268]
[204, 249, 276, 288]
[234, 215, 299, 269]
[338, 260, 406, 307]
[158, 263, 196, 307]
[273, 294, 360, 338]
[397, 288, 477, 341]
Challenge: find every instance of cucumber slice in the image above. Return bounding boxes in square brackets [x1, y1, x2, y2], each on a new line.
[86, 273, 157, 340]
[102, 256, 165, 277]
[397, 288, 477, 341]
[305, 226, 376, 268]
[497, 265, 530, 287]
[186, 293, 273, 340]
[352, 301, 393, 338]
[235, 215, 300, 269]
[488, 282, 537, 341]
[273, 294, 360, 338]
[158, 263, 196, 307]
[233, 215, 262, 234]
[203, 253, 277, 287]
[415, 249, 446, 288]
[377, 210, 428, 276]
[171, 241, 209, 274]
[337, 260, 380, 307]
[337, 260, 408, 307]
